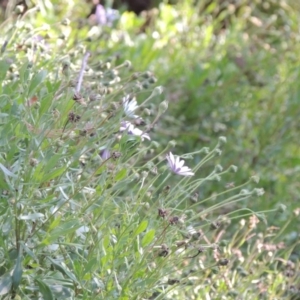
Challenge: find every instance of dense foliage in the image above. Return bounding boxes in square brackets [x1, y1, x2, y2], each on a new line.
[0, 0, 299, 299]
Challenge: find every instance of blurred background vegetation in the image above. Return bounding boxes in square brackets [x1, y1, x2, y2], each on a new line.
[1, 0, 300, 297]
[1, 0, 299, 246]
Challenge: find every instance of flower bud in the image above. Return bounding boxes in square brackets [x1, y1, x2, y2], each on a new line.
[250, 175, 260, 183]
[124, 60, 131, 68]
[276, 203, 286, 213]
[209, 174, 221, 181]
[148, 76, 157, 84]
[158, 100, 168, 114]
[141, 171, 148, 178]
[214, 148, 222, 156]
[151, 86, 164, 96]
[229, 165, 238, 172]
[168, 140, 176, 148]
[143, 108, 151, 116]
[240, 189, 250, 195]
[142, 82, 150, 89]
[151, 141, 160, 149]
[253, 188, 264, 197]
[131, 73, 139, 80]
[142, 71, 152, 79]
[201, 147, 210, 154]
[218, 136, 227, 145]
[215, 164, 223, 172]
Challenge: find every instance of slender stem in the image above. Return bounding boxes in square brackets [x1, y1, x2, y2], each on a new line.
[76, 52, 91, 94]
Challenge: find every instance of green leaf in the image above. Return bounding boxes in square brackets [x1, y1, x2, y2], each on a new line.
[23, 243, 37, 261]
[0, 163, 17, 178]
[42, 166, 67, 182]
[0, 60, 10, 82]
[44, 220, 81, 244]
[115, 168, 127, 181]
[141, 229, 155, 247]
[84, 257, 98, 275]
[28, 70, 47, 97]
[133, 220, 148, 236]
[36, 279, 54, 300]
[48, 258, 79, 284]
[12, 248, 23, 290]
[48, 216, 61, 231]
[0, 272, 12, 295]
[18, 60, 31, 84]
[39, 93, 54, 117]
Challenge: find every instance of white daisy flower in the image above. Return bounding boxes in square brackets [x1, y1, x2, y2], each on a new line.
[166, 152, 194, 176]
[122, 95, 139, 118]
[120, 121, 150, 141]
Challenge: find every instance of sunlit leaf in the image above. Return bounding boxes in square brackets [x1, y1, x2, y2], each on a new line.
[133, 220, 148, 236]
[115, 169, 127, 181]
[141, 229, 155, 247]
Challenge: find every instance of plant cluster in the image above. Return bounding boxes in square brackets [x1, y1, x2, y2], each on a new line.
[0, 1, 299, 299]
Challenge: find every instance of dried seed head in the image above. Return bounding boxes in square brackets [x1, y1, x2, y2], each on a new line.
[169, 216, 179, 225]
[158, 208, 168, 219]
[163, 185, 171, 194]
[68, 112, 81, 122]
[158, 244, 169, 257]
[111, 151, 121, 160]
[89, 93, 101, 102]
[191, 230, 202, 241]
[133, 118, 146, 126]
[29, 158, 39, 167]
[167, 279, 180, 285]
[73, 93, 82, 101]
[148, 76, 157, 84]
[142, 82, 150, 89]
[210, 221, 221, 230]
[150, 166, 158, 175]
[218, 258, 229, 266]
[123, 60, 131, 68]
[142, 71, 152, 79]
[190, 192, 199, 203]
